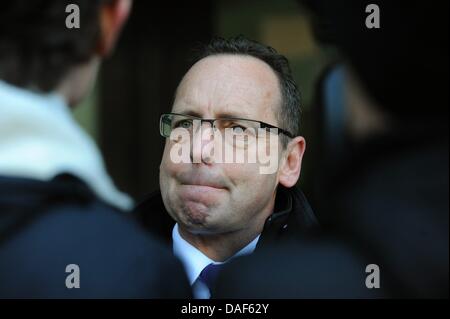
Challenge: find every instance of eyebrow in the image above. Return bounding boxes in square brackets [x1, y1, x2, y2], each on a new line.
[177, 110, 202, 118]
[215, 111, 252, 119]
[175, 110, 252, 120]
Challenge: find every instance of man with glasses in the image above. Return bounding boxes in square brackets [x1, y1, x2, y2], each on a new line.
[134, 36, 319, 299]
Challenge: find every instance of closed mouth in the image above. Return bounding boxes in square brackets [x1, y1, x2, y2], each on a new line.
[180, 183, 227, 190]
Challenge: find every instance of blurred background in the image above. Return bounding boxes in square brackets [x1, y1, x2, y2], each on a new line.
[73, 0, 333, 201]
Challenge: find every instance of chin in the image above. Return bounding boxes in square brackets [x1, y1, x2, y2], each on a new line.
[183, 203, 210, 226]
[179, 207, 224, 232]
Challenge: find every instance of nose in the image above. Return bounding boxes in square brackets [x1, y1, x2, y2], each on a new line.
[191, 121, 214, 164]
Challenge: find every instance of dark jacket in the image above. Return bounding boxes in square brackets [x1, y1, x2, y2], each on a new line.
[213, 132, 449, 298]
[0, 174, 191, 298]
[133, 185, 319, 251]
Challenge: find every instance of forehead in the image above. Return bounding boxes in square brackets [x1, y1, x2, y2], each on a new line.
[173, 54, 281, 122]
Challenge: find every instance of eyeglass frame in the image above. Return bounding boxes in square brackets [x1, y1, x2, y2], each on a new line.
[159, 113, 295, 139]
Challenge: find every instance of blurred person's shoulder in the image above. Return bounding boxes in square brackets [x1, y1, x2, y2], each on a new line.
[0, 174, 191, 298]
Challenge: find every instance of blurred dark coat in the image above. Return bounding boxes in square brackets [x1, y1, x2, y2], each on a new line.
[0, 174, 191, 298]
[213, 130, 448, 298]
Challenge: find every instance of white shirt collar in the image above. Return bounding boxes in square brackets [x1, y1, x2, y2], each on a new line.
[0, 80, 133, 210]
[172, 223, 260, 285]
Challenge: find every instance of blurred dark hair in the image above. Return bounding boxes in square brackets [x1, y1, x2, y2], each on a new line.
[298, 0, 449, 124]
[192, 36, 302, 146]
[0, 0, 112, 92]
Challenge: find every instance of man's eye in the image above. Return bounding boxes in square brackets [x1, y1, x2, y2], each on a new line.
[231, 125, 246, 134]
[174, 120, 193, 129]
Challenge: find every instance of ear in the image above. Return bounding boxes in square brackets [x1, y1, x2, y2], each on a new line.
[278, 136, 306, 188]
[96, 0, 132, 57]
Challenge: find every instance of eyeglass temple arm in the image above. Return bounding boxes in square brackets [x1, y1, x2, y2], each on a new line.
[259, 123, 294, 138]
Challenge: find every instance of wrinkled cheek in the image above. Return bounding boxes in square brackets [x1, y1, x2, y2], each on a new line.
[160, 155, 180, 206]
[224, 162, 260, 178]
[161, 149, 185, 178]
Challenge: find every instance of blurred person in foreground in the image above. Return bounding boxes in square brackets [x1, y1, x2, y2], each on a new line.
[0, 0, 190, 298]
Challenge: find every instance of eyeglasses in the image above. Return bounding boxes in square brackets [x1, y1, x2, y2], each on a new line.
[160, 113, 295, 142]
